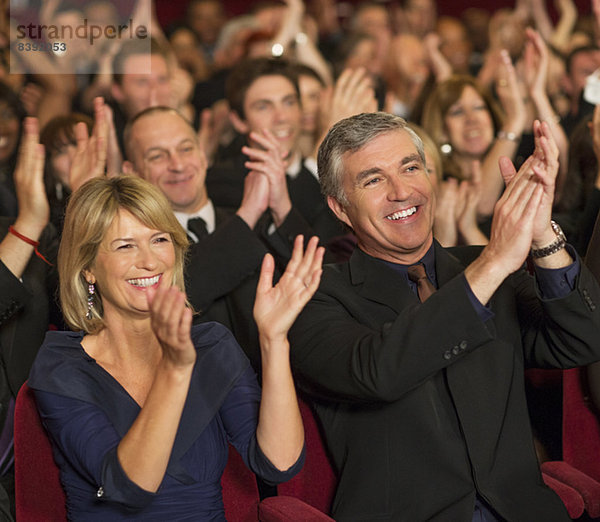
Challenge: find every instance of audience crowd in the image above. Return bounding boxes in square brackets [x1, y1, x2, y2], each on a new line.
[3, 0, 600, 520]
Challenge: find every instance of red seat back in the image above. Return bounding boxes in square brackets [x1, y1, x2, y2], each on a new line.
[222, 444, 260, 521]
[277, 397, 337, 514]
[14, 383, 67, 521]
[562, 367, 600, 481]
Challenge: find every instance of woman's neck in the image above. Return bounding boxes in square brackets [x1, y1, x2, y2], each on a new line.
[85, 313, 160, 367]
[83, 321, 163, 406]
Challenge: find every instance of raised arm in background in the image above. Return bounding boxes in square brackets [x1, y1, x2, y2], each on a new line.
[523, 28, 569, 199]
[476, 50, 527, 217]
[0, 117, 48, 277]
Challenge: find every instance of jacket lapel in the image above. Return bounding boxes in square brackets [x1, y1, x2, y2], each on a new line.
[347, 241, 471, 314]
[434, 241, 470, 287]
[214, 206, 233, 229]
[348, 248, 418, 314]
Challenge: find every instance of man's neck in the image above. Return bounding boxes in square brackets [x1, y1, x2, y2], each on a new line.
[173, 199, 215, 235]
[173, 190, 210, 216]
[358, 238, 434, 266]
[286, 151, 302, 177]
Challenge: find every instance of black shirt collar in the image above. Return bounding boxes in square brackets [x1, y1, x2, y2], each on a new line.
[377, 243, 437, 289]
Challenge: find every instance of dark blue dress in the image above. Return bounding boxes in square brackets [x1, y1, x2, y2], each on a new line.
[28, 322, 304, 520]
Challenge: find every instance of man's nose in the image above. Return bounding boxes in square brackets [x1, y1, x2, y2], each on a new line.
[274, 103, 288, 122]
[388, 175, 412, 201]
[168, 151, 184, 171]
[148, 85, 159, 108]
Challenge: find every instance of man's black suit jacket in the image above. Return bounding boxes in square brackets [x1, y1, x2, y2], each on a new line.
[186, 205, 318, 370]
[206, 151, 343, 245]
[289, 241, 600, 521]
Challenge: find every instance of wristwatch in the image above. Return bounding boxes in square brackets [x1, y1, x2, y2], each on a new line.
[530, 220, 567, 259]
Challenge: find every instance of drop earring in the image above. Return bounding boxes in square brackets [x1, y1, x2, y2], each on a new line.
[86, 282, 95, 320]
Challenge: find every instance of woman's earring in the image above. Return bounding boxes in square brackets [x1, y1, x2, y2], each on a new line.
[86, 282, 95, 320]
[440, 143, 452, 155]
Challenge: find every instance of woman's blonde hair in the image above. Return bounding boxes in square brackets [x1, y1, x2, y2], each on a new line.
[58, 176, 189, 334]
[407, 123, 443, 185]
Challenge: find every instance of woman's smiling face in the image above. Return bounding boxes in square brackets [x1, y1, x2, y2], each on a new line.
[443, 85, 494, 160]
[84, 209, 176, 321]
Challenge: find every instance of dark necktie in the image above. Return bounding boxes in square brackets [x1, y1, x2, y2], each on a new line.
[407, 263, 436, 302]
[187, 217, 209, 242]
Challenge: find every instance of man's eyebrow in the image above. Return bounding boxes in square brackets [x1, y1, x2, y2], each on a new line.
[144, 146, 166, 156]
[250, 98, 273, 107]
[354, 154, 423, 184]
[400, 153, 423, 166]
[144, 139, 195, 155]
[355, 167, 382, 184]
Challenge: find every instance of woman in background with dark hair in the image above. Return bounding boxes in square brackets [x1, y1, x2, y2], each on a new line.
[421, 68, 525, 222]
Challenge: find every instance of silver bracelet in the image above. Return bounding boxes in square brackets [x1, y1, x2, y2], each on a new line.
[295, 32, 308, 45]
[496, 130, 519, 142]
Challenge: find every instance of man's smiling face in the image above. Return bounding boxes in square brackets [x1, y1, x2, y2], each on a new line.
[128, 111, 208, 214]
[238, 74, 301, 156]
[328, 129, 435, 264]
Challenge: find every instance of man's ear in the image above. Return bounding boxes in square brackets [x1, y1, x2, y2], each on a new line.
[561, 75, 574, 97]
[229, 111, 250, 135]
[111, 83, 124, 104]
[121, 160, 137, 176]
[327, 195, 352, 229]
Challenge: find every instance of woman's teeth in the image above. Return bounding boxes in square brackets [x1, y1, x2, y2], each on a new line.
[128, 275, 160, 287]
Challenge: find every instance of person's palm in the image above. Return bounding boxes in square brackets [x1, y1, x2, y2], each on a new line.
[254, 236, 323, 341]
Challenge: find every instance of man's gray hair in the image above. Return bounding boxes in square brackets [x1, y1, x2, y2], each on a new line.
[318, 112, 425, 205]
